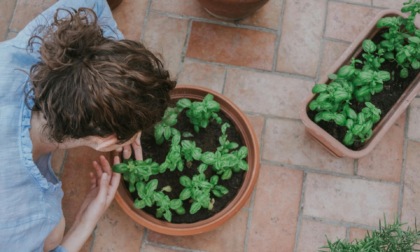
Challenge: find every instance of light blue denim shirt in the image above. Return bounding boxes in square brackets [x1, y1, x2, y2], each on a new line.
[0, 0, 122, 251]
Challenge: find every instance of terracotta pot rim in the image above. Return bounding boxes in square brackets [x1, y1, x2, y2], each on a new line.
[115, 85, 260, 235]
[300, 9, 420, 159]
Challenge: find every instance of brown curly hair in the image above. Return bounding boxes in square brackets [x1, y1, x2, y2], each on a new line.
[27, 8, 176, 143]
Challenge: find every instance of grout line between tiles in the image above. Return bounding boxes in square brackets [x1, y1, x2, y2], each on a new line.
[176, 19, 194, 80]
[353, 159, 358, 177]
[5, 0, 18, 40]
[220, 68, 228, 95]
[301, 215, 377, 231]
[315, 0, 330, 82]
[140, 228, 149, 251]
[243, 187, 257, 252]
[139, 0, 153, 43]
[260, 159, 401, 186]
[149, 9, 277, 34]
[271, 0, 286, 72]
[329, 0, 374, 7]
[145, 240, 206, 252]
[183, 57, 317, 82]
[293, 172, 307, 252]
[398, 106, 411, 219]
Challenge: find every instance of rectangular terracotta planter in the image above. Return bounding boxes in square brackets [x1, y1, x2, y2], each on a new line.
[300, 10, 420, 159]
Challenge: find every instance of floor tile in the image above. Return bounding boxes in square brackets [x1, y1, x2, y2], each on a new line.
[239, 0, 283, 30]
[407, 98, 420, 141]
[151, 0, 209, 18]
[342, 0, 371, 4]
[9, 0, 55, 32]
[247, 164, 303, 251]
[0, 0, 16, 40]
[348, 227, 369, 242]
[147, 207, 248, 251]
[224, 68, 313, 119]
[177, 59, 226, 93]
[372, 0, 406, 10]
[325, 2, 380, 42]
[357, 114, 405, 183]
[142, 244, 179, 252]
[186, 22, 276, 70]
[277, 0, 327, 77]
[303, 173, 399, 226]
[263, 118, 355, 174]
[401, 140, 420, 225]
[319, 40, 350, 81]
[246, 114, 265, 142]
[296, 218, 346, 252]
[92, 201, 145, 252]
[142, 12, 189, 78]
[112, 0, 148, 41]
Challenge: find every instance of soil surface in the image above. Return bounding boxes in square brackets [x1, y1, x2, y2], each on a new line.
[126, 104, 246, 223]
[308, 30, 420, 150]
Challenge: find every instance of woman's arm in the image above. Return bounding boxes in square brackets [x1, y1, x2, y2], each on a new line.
[58, 155, 121, 252]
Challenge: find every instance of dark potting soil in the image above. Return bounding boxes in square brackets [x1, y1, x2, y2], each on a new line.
[308, 30, 420, 150]
[125, 105, 246, 223]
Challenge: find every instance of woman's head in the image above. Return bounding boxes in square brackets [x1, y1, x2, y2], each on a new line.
[28, 8, 176, 144]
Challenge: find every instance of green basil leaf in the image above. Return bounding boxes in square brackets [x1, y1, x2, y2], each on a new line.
[400, 68, 409, 78]
[201, 152, 216, 165]
[412, 60, 420, 69]
[197, 163, 208, 174]
[210, 175, 219, 185]
[312, 84, 328, 93]
[175, 207, 186, 215]
[176, 98, 192, 109]
[163, 210, 172, 222]
[221, 169, 233, 180]
[190, 202, 202, 214]
[179, 176, 192, 187]
[134, 199, 146, 209]
[146, 179, 158, 192]
[343, 131, 354, 146]
[408, 36, 420, 44]
[362, 39, 377, 53]
[179, 188, 192, 200]
[112, 163, 127, 173]
[170, 199, 183, 210]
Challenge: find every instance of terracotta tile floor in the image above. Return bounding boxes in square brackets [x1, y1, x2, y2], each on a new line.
[2, 0, 420, 251]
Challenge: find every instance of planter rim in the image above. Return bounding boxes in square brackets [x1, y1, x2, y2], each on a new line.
[115, 85, 260, 235]
[300, 9, 420, 158]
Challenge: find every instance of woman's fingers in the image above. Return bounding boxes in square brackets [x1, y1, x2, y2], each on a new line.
[122, 145, 132, 160]
[98, 155, 112, 176]
[96, 173, 110, 203]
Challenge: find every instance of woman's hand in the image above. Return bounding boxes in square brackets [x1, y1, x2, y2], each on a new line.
[74, 155, 121, 226]
[120, 132, 143, 160]
[60, 155, 121, 252]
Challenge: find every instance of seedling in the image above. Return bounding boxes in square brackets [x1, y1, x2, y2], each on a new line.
[113, 95, 249, 222]
[309, 0, 420, 147]
[179, 174, 228, 214]
[320, 217, 420, 252]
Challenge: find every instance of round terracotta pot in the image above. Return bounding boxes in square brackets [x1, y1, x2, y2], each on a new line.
[114, 85, 260, 236]
[107, 0, 123, 10]
[197, 0, 269, 20]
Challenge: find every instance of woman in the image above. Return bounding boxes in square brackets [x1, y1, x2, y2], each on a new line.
[0, 0, 176, 251]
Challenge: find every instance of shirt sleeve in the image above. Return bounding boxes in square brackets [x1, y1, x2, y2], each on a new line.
[12, 0, 124, 49]
[50, 245, 68, 252]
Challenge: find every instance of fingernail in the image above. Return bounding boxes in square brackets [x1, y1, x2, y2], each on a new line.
[102, 173, 108, 180]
